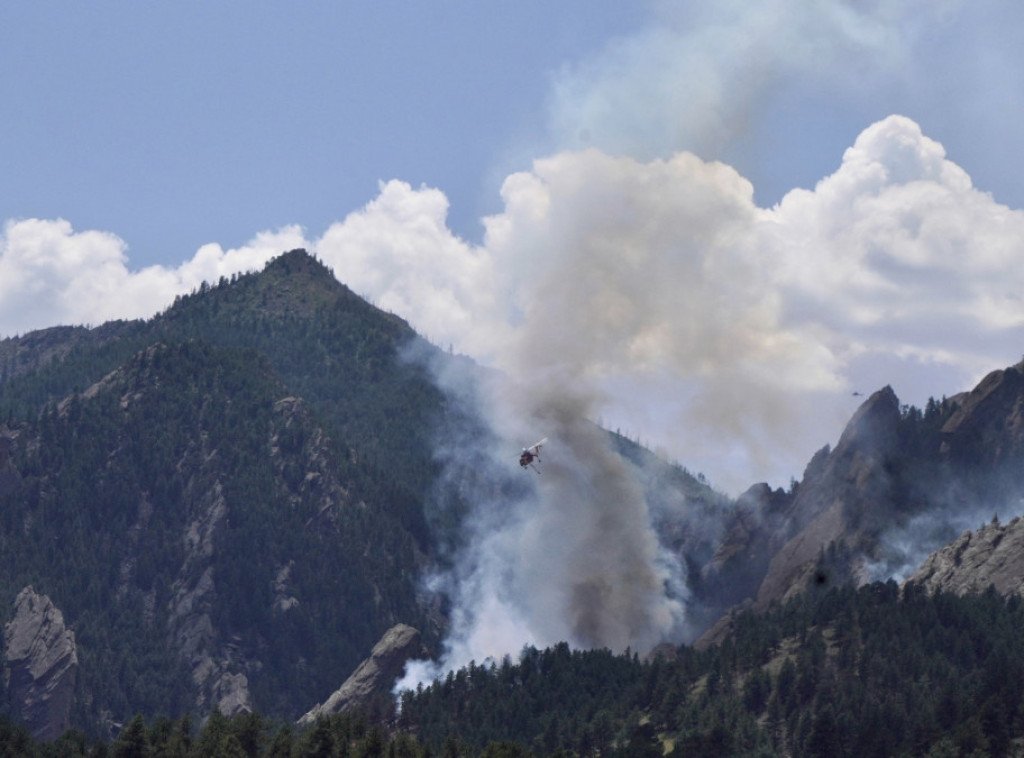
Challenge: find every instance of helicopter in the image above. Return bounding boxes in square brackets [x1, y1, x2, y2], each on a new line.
[518, 438, 547, 473]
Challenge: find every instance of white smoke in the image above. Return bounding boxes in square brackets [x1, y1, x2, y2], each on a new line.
[547, 0, 918, 163]
[391, 111, 1024, 687]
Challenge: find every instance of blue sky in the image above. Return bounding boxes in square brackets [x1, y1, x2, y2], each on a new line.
[1, 2, 642, 260]
[3, 1, 1024, 492]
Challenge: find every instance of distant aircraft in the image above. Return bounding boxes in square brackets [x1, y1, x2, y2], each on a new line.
[518, 438, 547, 473]
[852, 391, 863, 397]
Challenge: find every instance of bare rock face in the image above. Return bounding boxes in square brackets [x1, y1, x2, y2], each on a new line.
[908, 517, 1024, 597]
[299, 624, 428, 724]
[754, 386, 901, 608]
[940, 361, 1024, 467]
[692, 483, 790, 628]
[3, 587, 78, 741]
[693, 391, 902, 647]
[167, 485, 253, 718]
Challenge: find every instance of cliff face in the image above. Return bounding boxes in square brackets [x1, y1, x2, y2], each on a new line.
[698, 363, 1024, 644]
[908, 517, 1024, 597]
[3, 587, 78, 742]
[753, 386, 902, 607]
[939, 362, 1024, 468]
[693, 482, 790, 622]
[299, 624, 429, 724]
[693, 388, 906, 647]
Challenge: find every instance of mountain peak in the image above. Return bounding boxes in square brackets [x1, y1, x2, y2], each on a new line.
[751, 385, 902, 608]
[262, 248, 336, 281]
[834, 385, 900, 456]
[160, 248, 412, 331]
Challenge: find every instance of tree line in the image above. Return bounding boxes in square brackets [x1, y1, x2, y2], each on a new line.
[8, 579, 1024, 756]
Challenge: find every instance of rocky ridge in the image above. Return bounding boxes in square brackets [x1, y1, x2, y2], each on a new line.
[909, 517, 1024, 597]
[697, 365, 1024, 647]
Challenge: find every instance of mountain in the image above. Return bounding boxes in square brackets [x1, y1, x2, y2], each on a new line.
[0, 251, 452, 734]
[6, 247, 1024, 747]
[695, 360, 1024, 647]
[0, 250, 724, 738]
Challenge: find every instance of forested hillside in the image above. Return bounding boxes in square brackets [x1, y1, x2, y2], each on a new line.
[10, 249, 1024, 754]
[1, 250, 444, 503]
[6, 581, 1024, 756]
[0, 250, 729, 739]
[394, 581, 1024, 757]
[0, 251, 450, 732]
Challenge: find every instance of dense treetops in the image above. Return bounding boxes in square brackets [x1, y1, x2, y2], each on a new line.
[0, 251, 445, 731]
[6, 581, 1024, 756]
[7, 250, 1020, 754]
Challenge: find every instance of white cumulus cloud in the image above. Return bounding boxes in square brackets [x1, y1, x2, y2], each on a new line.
[314, 180, 503, 358]
[322, 117, 1024, 491]
[0, 218, 308, 337]
[765, 115, 1024, 396]
[3, 116, 1024, 492]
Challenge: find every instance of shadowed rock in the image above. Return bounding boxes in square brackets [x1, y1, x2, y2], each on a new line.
[3, 587, 78, 741]
[940, 361, 1024, 467]
[754, 386, 901, 608]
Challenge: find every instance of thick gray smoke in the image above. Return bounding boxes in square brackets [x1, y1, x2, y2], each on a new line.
[387, 1, 1024, 690]
[397, 294, 689, 690]
[508, 384, 684, 652]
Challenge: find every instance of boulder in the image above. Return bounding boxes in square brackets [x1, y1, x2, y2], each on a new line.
[3, 587, 78, 741]
[299, 624, 428, 724]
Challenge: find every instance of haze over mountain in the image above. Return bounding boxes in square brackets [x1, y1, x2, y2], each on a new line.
[5, 250, 1024, 746]
[0, 251, 723, 736]
[5, 4, 1024, 752]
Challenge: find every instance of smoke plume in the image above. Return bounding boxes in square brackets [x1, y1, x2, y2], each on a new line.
[397, 290, 691, 689]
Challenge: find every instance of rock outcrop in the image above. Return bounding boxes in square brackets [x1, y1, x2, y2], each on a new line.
[693, 388, 905, 647]
[692, 483, 790, 627]
[299, 624, 429, 724]
[167, 481, 254, 718]
[939, 361, 1024, 467]
[3, 587, 78, 741]
[908, 517, 1024, 597]
[754, 386, 901, 608]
